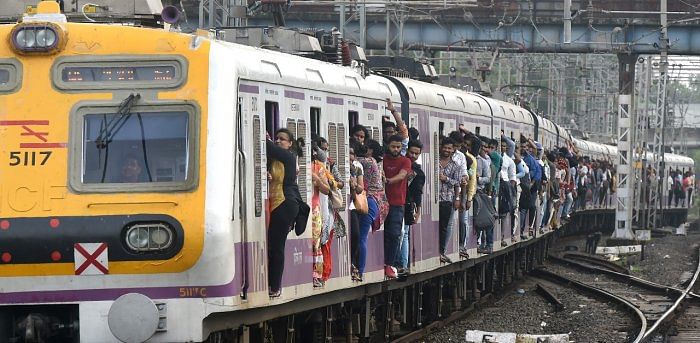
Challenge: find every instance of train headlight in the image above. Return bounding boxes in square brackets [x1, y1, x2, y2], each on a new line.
[125, 224, 173, 252]
[10, 23, 65, 54]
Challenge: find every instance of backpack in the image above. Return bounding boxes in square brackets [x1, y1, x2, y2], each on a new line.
[473, 191, 496, 231]
[498, 181, 513, 215]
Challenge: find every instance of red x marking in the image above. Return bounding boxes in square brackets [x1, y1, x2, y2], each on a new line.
[20, 125, 48, 142]
[74, 243, 109, 275]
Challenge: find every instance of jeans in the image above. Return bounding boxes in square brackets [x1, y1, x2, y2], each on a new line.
[562, 192, 573, 217]
[439, 201, 455, 254]
[358, 197, 378, 274]
[458, 209, 469, 249]
[397, 224, 410, 269]
[384, 206, 404, 266]
[519, 208, 529, 235]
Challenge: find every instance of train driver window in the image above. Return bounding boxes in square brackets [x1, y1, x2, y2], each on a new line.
[80, 108, 192, 187]
[265, 101, 279, 137]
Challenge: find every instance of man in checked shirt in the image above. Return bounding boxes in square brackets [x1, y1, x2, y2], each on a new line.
[438, 137, 462, 264]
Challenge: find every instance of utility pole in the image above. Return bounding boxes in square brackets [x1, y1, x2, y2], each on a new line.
[612, 53, 639, 240]
[648, 0, 668, 230]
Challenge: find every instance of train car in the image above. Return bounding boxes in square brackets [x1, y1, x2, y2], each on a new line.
[0, 3, 694, 342]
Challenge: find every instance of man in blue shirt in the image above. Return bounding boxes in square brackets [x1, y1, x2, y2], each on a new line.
[520, 136, 542, 236]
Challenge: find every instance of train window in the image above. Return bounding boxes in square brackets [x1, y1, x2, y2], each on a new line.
[439, 122, 445, 137]
[53, 55, 186, 90]
[265, 101, 279, 137]
[0, 59, 21, 93]
[253, 115, 263, 216]
[371, 127, 381, 141]
[286, 118, 298, 139]
[337, 123, 348, 209]
[71, 103, 198, 193]
[348, 111, 359, 130]
[433, 132, 439, 204]
[475, 127, 481, 136]
[310, 107, 321, 137]
[297, 119, 309, 202]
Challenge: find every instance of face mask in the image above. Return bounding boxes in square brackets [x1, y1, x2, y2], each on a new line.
[316, 149, 328, 162]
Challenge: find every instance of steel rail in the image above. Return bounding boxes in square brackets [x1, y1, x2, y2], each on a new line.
[530, 268, 647, 343]
[642, 248, 700, 340]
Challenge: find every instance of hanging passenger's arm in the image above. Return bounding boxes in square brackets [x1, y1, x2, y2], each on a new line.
[386, 98, 409, 155]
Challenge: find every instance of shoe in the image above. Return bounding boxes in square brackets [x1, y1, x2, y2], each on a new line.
[384, 265, 397, 279]
[477, 246, 486, 254]
[269, 289, 281, 298]
[313, 278, 324, 288]
[539, 228, 545, 234]
[351, 266, 362, 282]
[520, 235, 528, 240]
[440, 254, 452, 263]
[501, 240, 508, 247]
[459, 248, 469, 258]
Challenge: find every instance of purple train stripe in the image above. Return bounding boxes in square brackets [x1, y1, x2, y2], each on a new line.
[327, 97, 343, 105]
[0, 273, 237, 304]
[239, 84, 260, 94]
[363, 102, 379, 110]
[285, 90, 305, 100]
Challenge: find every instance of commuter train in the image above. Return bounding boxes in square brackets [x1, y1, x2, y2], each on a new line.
[0, 2, 694, 342]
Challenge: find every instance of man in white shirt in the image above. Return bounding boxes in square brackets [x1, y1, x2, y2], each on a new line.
[499, 134, 516, 245]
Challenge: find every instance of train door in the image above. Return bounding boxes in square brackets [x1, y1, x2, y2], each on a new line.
[237, 81, 269, 299]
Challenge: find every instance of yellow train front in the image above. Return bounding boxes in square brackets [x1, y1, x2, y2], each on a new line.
[0, 2, 235, 342]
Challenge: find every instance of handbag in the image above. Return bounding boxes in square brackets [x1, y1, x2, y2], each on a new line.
[329, 187, 345, 209]
[352, 190, 369, 214]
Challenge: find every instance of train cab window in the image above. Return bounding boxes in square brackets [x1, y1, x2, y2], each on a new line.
[310, 107, 321, 137]
[74, 104, 197, 192]
[439, 122, 445, 137]
[0, 59, 21, 93]
[265, 101, 279, 137]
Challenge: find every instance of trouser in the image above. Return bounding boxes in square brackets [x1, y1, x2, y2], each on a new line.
[350, 210, 360, 267]
[321, 230, 334, 281]
[439, 201, 455, 254]
[384, 206, 404, 266]
[668, 190, 673, 207]
[528, 182, 539, 228]
[397, 224, 410, 269]
[512, 184, 521, 235]
[689, 188, 694, 206]
[358, 197, 378, 274]
[458, 209, 470, 249]
[562, 192, 573, 217]
[599, 186, 608, 206]
[519, 208, 529, 235]
[267, 199, 300, 292]
[539, 193, 548, 229]
[478, 225, 494, 249]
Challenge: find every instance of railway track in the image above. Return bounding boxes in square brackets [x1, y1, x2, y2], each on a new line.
[537, 249, 700, 342]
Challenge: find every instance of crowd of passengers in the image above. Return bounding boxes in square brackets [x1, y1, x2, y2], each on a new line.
[262, 99, 694, 298]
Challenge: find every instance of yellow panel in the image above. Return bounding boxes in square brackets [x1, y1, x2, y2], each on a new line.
[0, 23, 212, 276]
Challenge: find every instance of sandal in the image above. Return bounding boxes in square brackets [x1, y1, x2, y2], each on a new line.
[269, 289, 281, 298]
[313, 278, 324, 288]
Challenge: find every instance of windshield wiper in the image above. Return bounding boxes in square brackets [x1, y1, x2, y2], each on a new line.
[95, 93, 140, 149]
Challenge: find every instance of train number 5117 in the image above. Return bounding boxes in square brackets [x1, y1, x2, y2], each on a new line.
[9, 151, 52, 166]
